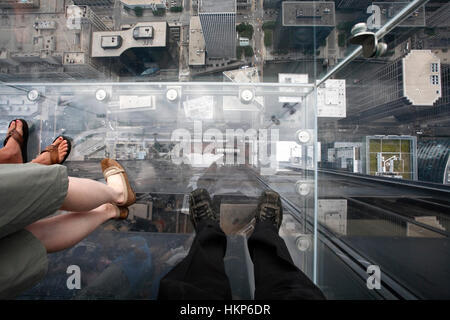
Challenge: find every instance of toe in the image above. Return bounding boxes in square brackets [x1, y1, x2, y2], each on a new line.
[15, 120, 23, 136]
[53, 137, 63, 147]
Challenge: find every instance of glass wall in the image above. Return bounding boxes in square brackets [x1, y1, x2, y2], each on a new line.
[0, 0, 449, 299]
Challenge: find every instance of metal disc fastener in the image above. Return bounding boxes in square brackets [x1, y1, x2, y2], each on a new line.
[95, 89, 108, 102]
[296, 235, 311, 251]
[166, 88, 179, 102]
[295, 181, 312, 196]
[295, 129, 312, 144]
[240, 88, 255, 104]
[27, 89, 40, 102]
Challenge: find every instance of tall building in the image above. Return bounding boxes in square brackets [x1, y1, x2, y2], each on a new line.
[344, 50, 443, 123]
[418, 139, 450, 185]
[322, 142, 363, 173]
[91, 22, 168, 58]
[237, 0, 251, 11]
[0, 0, 39, 8]
[199, 0, 236, 59]
[425, 1, 450, 28]
[188, 16, 206, 66]
[395, 63, 450, 124]
[363, 135, 418, 180]
[333, 0, 375, 10]
[120, 0, 166, 10]
[333, 0, 394, 10]
[72, 0, 115, 5]
[0, 3, 111, 81]
[274, 1, 335, 51]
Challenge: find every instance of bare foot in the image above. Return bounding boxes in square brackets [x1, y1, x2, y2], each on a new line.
[3, 120, 23, 163]
[31, 137, 69, 165]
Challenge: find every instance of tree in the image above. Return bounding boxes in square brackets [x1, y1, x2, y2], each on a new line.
[153, 7, 165, 16]
[262, 21, 276, 30]
[264, 30, 273, 47]
[338, 33, 346, 47]
[170, 6, 183, 12]
[134, 6, 143, 17]
[236, 23, 254, 40]
[236, 46, 244, 59]
[244, 46, 254, 57]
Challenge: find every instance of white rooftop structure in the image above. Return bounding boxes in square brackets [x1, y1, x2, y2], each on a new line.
[92, 22, 167, 58]
[317, 79, 346, 118]
[223, 67, 263, 113]
[120, 0, 165, 9]
[223, 67, 260, 83]
[188, 16, 206, 66]
[403, 50, 442, 106]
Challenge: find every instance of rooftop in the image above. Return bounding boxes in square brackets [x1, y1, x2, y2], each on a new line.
[223, 67, 260, 83]
[0, 3, 104, 79]
[0, 0, 40, 8]
[199, 0, 236, 13]
[374, 2, 426, 27]
[91, 22, 167, 58]
[120, 0, 165, 7]
[282, 1, 335, 27]
[403, 50, 442, 106]
[188, 16, 206, 66]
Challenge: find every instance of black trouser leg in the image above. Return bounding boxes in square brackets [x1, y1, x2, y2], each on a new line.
[158, 222, 232, 300]
[248, 221, 326, 300]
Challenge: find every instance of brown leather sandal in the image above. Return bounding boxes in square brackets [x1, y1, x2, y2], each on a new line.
[101, 158, 136, 207]
[112, 204, 129, 220]
[40, 136, 72, 165]
[40, 144, 60, 164]
[3, 119, 29, 162]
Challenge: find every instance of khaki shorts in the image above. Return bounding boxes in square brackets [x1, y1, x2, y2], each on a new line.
[0, 230, 48, 299]
[0, 163, 69, 299]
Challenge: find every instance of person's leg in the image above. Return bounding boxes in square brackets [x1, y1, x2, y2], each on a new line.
[249, 191, 325, 300]
[0, 120, 23, 164]
[61, 158, 136, 212]
[60, 176, 124, 212]
[158, 189, 232, 300]
[25, 203, 119, 253]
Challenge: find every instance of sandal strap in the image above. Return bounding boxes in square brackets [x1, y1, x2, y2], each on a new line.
[4, 129, 23, 147]
[41, 145, 59, 164]
[103, 166, 125, 179]
[110, 205, 129, 220]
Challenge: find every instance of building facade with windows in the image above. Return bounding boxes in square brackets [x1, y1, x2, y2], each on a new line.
[418, 139, 450, 185]
[0, 4, 111, 81]
[344, 50, 443, 123]
[274, 1, 335, 51]
[198, 0, 236, 59]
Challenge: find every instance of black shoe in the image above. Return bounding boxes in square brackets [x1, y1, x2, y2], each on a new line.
[189, 188, 218, 232]
[255, 190, 283, 231]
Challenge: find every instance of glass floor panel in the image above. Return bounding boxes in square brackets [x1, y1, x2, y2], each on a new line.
[0, 0, 449, 300]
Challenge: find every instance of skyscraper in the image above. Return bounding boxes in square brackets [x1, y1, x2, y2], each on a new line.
[199, 0, 236, 59]
[417, 139, 450, 185]
[274, 1, 335, 51]
[343, 50, 443, 124]
[0, 4, 111, 81]
[0, 0, 39, 8]
[72, 0, 115, 5]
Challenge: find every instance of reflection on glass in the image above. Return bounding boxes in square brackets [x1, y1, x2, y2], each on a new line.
[0, 0, 449, 300]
